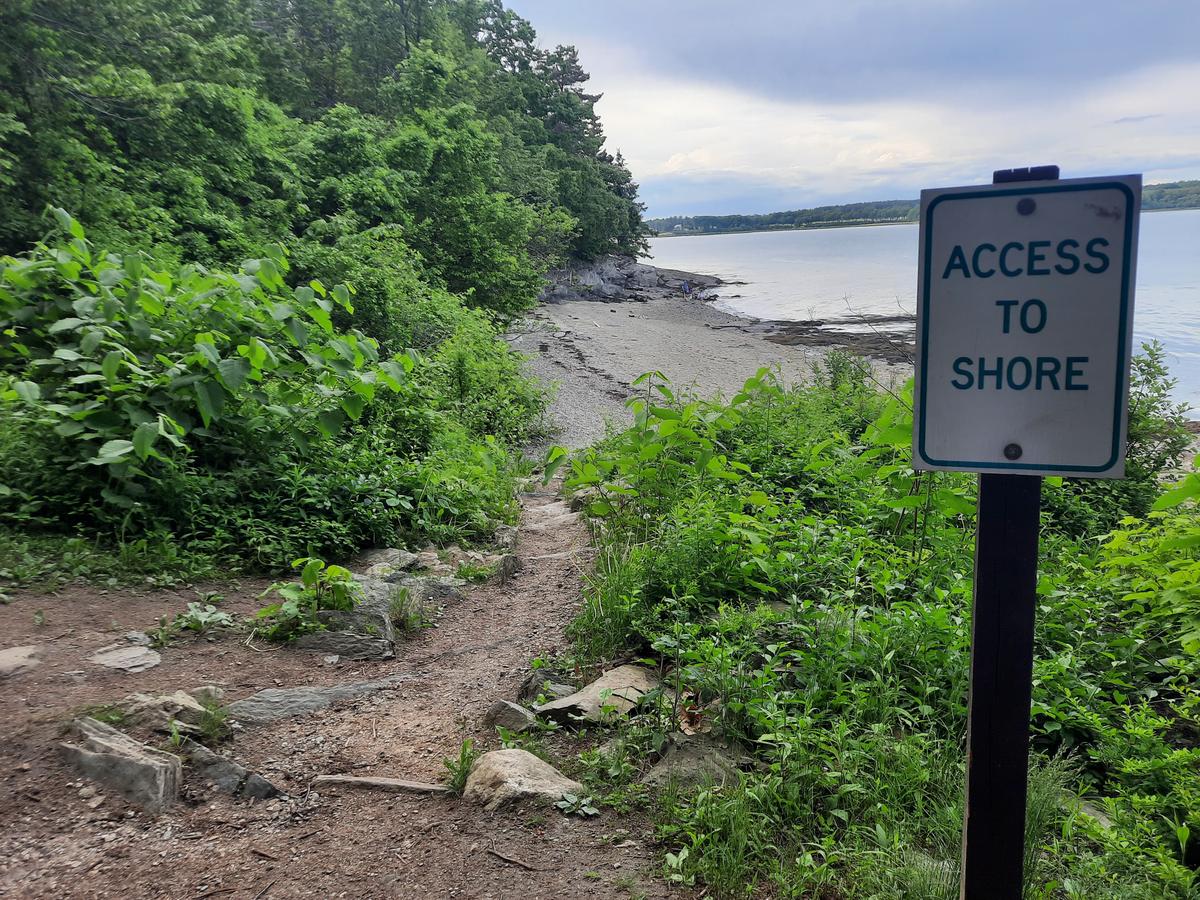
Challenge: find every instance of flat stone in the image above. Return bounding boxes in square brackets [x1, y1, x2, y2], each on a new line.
[483, 700, 537, 734]
[492, 524, 519, 553]
[535, 665, 660, 724]
[225, 674, 411, 725]
[88, 645, 161, 673]
[463, 749, 583, 812]
[183, 739, 281, 800]
[517, 670, 576, 704]
[59, 717, 181, 814]
[642, 733, 741, 788]
[0, 645, 42, 678]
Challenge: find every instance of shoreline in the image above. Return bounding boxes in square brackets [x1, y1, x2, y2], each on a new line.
[511, 258, 909, 451]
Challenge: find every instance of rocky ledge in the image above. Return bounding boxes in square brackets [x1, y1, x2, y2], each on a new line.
[540, 255, 721, 304]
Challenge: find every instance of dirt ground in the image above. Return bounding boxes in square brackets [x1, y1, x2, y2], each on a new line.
[0, 486, 680, 899]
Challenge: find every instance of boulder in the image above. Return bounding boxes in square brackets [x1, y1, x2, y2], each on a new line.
[226, 674, 411, 725]
[492, 524, 519, 553]
[463, 749, 583, 812]
[88, 644, 161, 673]
[59, 717, 181, 814]
[642, 733, 741, 788]
[183, 739, 281, 800]
[517, 670, 576, 705]
[535, 665, 660, 724]
[357, 547, 420, 574]
[0, 645, 42, 678]
[483, 700, 537, 734]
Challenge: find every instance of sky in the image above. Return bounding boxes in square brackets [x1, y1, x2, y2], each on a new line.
[507, 1, 1200, 218]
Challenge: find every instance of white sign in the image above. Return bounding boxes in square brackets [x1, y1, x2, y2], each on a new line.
[913, 174, 1141, 477]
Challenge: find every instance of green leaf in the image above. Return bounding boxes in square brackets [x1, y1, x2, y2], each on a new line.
[132, 422, 159, 460]
[317, 409, 345, 437]
[340, 393, 365, 420]
[89, 439, 134, 465]
[101, 351, 122, 382]
[193, 381, 226, 427]
[13, 381, 39, 402]
[217, 357, 251, 392]
[47, 317, 84, 333]
[1154, 474, 1200, 511]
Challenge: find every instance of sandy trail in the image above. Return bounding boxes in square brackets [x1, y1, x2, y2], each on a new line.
[512, 293, 907, 451]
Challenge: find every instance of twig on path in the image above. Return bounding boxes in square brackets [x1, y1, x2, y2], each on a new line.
[250, 847, 279, 861]
[486, 845, 545, 872]
[253, 881, 276, 900]
[243, 628, 280, 652]
[196, 889, 236, 899]
[310, 774, 449, 795]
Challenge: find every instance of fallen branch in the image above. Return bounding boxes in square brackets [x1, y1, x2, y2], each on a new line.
[310, 775, 449, 795]
[486, 847, 543, 872]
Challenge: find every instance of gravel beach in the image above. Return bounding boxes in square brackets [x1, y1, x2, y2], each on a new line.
[510, 259, 907, 452]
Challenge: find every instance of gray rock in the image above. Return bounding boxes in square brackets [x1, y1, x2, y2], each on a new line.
[294, 575, 399, 661]
[357, 547, 420, 573]
[517, 670, 576, 705]
[463, 749, 584, 812]
[0, 645, 42, 678]
[535, 665, 660, 724]
[483, 700, 537, 734]
[225, 674, 411, 725]
[492, 524, 519, 553]
[182, 739, 281, 800]
[642, 733, 741, 788]
[121, 690, 208, 731]
[190, 685, 225, 704]
[124, 631, 152, 646]
[59, 717, 181, 814]
[88, 644, 161, 673]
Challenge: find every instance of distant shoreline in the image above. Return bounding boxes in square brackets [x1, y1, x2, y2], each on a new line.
[650, 200, 1200, 240]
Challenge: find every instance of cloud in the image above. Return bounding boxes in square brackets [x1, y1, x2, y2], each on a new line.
[508, 1, 1200, 215]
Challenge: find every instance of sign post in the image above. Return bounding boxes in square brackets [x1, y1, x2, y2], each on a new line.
[913, 166, 1141, 899]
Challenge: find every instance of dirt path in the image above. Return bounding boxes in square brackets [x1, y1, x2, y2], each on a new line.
[0, 487, 673, 899]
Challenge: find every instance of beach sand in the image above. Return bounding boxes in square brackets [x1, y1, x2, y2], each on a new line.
[510, 272, 907, 452]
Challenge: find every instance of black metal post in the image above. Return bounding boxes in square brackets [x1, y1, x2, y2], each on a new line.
[958, 165, 1057, 900]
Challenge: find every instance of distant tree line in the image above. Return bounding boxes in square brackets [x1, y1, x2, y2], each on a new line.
[649, 181, 1200, 235]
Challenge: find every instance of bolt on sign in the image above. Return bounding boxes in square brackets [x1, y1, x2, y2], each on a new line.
[914, 175, 1141, 477]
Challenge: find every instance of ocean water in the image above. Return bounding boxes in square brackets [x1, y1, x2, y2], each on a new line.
[645, 209, 1200, 408]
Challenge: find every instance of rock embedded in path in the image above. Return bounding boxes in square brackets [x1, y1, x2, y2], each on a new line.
[641, 733, 741, 788]
[225, 674, 412, 725]
[482, 700, 537, 734]
[311, 775, 448, 795]
[535, 665, 660, 725]
[294, 575, 399, 660]
[517, 670, 576, 705]
[182, 739, 281, 800]
[463, 749, 583, 812]
[58, 717, 181, 814]
[88, 644, 161, 673]
[0, 645, 42, 678]
[121, 690, 208, 732]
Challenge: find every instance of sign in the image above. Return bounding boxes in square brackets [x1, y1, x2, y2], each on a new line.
[914, 174, 1141, 477]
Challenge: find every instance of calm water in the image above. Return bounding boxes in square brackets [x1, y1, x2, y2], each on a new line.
[646, 209, 1200, 407]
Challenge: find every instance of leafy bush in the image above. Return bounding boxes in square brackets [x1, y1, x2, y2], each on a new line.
[562, 361, 1199, 898]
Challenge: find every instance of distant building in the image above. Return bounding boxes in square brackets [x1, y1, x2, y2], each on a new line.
[672, 224, 684, 232]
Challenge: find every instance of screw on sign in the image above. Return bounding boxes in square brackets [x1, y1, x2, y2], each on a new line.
[912, 166, 1142, 899]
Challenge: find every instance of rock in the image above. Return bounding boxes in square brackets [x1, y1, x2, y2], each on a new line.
[294, 575, 399, 661]
[535, 665, 660, 724]
[88, 644, 161, 673]
[310, 775, 448, 795]
[463, 749, 583, 812]
[0, 645, 42, 678]
[121, 691, 208, 732]
[357, 547, 420, 573]
[642, 734, 741, 788]
[182, 739, 281, 800]
[517, 670, 576, 705]
[492, 524, 519, 553]
[225, 674, 411, 725]
[124, 631, 152, 646]
[58, 718, 181, 814]
[483, 700, 537, 734]
[190, 685, 225, 705]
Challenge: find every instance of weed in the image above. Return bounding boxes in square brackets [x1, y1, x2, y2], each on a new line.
[173, 602, 236, 634]
[455, 562, 495, 583]
[555, 792, 599, 817]
[388, 587, 430, 633]
[255, 557, 359, 641]
[443, 738, 481, 796]
[196, 701, 231, 745]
